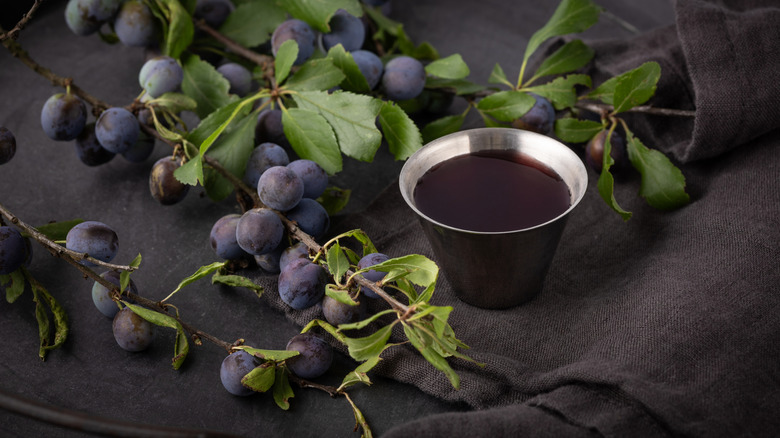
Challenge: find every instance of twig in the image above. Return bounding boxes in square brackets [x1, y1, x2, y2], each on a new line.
[1, 33, 111, 114]
[576, 101, 696, 117]
[0, 201, 137, 272]
[0, 1, 45, 42]
[193, 19, 274, 68]
[287, 373, 340, 398]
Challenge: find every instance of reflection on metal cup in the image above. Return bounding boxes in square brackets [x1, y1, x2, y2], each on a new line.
[399, 128, 588, 309]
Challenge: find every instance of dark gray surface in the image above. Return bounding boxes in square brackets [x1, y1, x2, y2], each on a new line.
[0, 1, 678, 437]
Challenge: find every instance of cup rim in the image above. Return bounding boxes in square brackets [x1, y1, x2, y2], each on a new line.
[399, 127, 588, 235]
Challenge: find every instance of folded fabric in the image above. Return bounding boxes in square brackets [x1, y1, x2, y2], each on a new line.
[253, 1, 780, 436]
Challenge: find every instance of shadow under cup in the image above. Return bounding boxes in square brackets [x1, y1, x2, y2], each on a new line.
[399, 128, 588, 309]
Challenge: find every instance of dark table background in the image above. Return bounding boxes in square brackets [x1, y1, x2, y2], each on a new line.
[0, 1, 676, 436]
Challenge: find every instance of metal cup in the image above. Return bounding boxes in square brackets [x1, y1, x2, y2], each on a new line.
[399, 128, 588, 309]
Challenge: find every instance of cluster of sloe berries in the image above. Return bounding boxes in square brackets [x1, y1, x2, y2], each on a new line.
[219, 331, 333, 396]
[65, 0, 157, 47]
[67, 221, 155, 352]
[268, 2, 427, 103]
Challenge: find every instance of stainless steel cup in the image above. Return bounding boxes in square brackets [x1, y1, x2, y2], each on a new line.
[399, 128, 588, 309]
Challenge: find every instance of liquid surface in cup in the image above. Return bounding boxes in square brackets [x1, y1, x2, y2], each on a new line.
[413, 150, 571, 232]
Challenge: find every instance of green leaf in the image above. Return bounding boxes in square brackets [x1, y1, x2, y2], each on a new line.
[173, 157, 203, 186]
[525, 73, 591, 110]
[624, 126, 690, 210]
[284, 58, 346, 92]
[523, 0, 602, 68]
[187, 99, 247, 147]
[272, 368, 294, 410]
[237, 346, 300, 361]
[363, 254, 439, 288]
[241, 363, 276, 393]
[479, 111, 508, 128]
[612, 62, 661, 114]
[531, 39, 594, 80]
[326, 45, 370, 93]
[587, 76, 618, 105]
[326, 243, 350, 281]
[149, 109, 184, 143]
[488, 63, 513, 87]
[292, 91, 382, 162]
[300, 319, 348, 344]
[317, 186, 351, 215]
[218, 0, 285, 48]
[32, 287, 50, 359]
[147, 92, 197, 114]
[32, 219, 83, 241]
[403, 324, 460, 389]
[344, 392, 373, 438]
[274, 39, 298, 85]
[122, 301, 190, 370]
[202, 110, 257, 201]
[329, 229, 377, 256]
[339, 354, 382, 390]
[181, 55, 235, 120]
[212, 273, 264, 295]
[344, 324, 394, 362]
[282, 107, 342, 175]
[325, 284, 359, 307]
[554, 118, 604, 143]
[425, 77, 486, 96]
[157, 0, 194, 59]
[596, 129, 632, 220]
[425, 54, 470, 80]
[378, 101, 422, 160]
[2, 269, 26, 303]
[422, 114, 465, 144]
[29, 278, 68, 360]
[197, 95, 260, 156]
[336, 309, 396, 331]
[476, 90, 536, 122]
[279, 0, 362, 32]
[119, 254, 142, 295]
[168, 262, 226, 298]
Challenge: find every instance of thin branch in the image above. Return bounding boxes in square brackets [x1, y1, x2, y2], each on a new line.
[1, 34, 111, 114]
[0, 201, 137, 272]
[0, 1, 45, 42]
[287, 373, 340, 398]
[576, 101, 696, 117]
[194, 19, 274, 68]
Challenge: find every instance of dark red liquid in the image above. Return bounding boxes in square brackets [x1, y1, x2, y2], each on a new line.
[413, 150, 571, 232]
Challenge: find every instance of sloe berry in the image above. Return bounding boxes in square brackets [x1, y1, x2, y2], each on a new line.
[235, 208, 284, 256]
[65, 221, 119, 266]
[257, 166, 304, 212]
[0, 226, 26, 275]
[220, 350, 258, 396]
[278, 258, 326, 310]
[382, 56, 426, 101]
[357, 252, 389, 298]
[149, 156, 190, 205]
[41, 93, 87, 141]
[272, 19, 315, 66]
[112, 307, 154, 352]
[285, 333, 333, 379]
